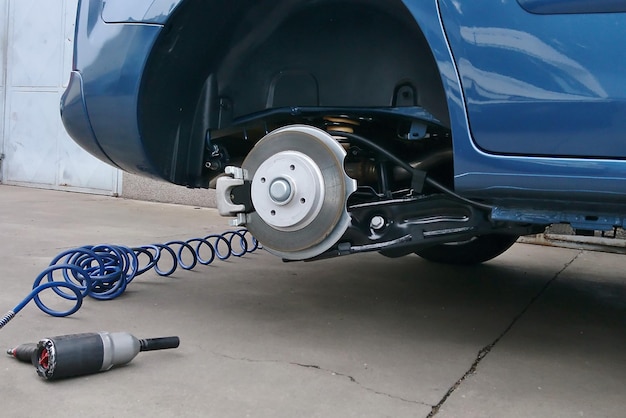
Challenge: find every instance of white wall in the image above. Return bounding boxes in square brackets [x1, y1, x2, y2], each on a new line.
[0, 0, 120, 194]
[0, 1, 7, 171]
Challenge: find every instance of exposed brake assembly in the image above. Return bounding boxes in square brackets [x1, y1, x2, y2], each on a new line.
[216, 124, 511, 261]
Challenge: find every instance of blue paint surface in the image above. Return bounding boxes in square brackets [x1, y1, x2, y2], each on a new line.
[518, 0, 626, 14]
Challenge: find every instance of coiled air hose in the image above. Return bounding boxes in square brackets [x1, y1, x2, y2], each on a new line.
[0, 229, 259, 330]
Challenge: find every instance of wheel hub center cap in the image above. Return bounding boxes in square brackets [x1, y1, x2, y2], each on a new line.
[269, 178, 292, 203]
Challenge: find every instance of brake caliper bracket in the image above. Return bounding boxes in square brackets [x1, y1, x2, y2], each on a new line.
[216, 166, 253, 226]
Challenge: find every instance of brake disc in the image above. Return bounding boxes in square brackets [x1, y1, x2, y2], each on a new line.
[242, 125, 357, 260]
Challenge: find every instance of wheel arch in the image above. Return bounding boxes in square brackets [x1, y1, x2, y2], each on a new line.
[138, 0, 451, 185]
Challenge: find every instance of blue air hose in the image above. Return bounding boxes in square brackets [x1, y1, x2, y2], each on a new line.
[0, 230, 259, 330]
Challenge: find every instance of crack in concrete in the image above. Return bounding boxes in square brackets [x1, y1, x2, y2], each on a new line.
[427, 250, 583, 417]
[290, 362, 356, 383]
[211, 351, 430, 407]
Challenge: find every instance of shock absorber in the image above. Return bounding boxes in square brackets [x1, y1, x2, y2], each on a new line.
[323, 116, 378, 185]
[7, 332, 179, 380]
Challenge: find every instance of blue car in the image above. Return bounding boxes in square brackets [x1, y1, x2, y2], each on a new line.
[61, 0, 626, 262]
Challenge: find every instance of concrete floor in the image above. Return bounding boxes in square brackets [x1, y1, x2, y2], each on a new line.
[0, 185, 625, 417]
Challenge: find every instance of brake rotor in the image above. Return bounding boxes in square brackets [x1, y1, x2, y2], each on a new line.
[242, 125, 357, 260]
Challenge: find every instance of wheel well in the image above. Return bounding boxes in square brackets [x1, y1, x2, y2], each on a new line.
[139, 0, 449, 185]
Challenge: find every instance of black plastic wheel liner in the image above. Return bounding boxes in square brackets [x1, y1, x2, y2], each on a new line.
[138, 0, 448, 186]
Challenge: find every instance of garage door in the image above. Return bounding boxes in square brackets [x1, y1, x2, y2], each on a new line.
[0, 0, 120, 195]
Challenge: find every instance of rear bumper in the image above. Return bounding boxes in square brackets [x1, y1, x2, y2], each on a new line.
[60, 0, 181, 178]
[61, 71, 117, 167]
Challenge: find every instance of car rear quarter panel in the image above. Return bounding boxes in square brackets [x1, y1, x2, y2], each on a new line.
[434, 0, 626, 206]
[101, 0, 182, 23]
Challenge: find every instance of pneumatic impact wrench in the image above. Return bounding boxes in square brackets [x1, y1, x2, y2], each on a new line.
[7, 331, 180, 380]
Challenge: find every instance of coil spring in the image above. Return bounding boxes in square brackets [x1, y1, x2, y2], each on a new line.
[323, 116, 360, 134]
[0, 230, 259, 329]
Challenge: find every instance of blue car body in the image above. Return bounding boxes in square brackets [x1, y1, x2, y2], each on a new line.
[61, 0, 626, 261]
